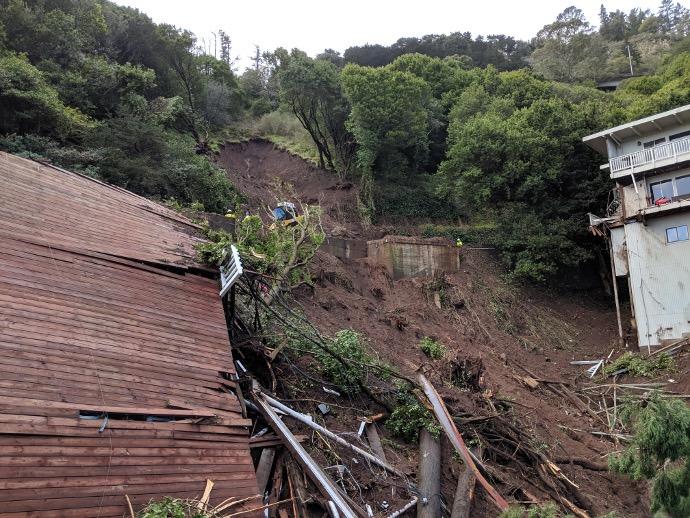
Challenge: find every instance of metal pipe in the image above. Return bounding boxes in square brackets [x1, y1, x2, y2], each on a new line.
[261, 392, 406, 478]
[253, 392, 359, 518]
[388, 497, 418, 518]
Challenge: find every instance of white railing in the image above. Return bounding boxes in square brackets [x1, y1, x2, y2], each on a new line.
[610, 136, 690, 173]
[219, 245, 243, 298]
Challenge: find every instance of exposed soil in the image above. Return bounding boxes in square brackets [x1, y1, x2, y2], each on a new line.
[217, 139, 364, 237]
[217, 139, 652, 517]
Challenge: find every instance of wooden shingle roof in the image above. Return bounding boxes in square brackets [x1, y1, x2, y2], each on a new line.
[0, 153, 258, 517]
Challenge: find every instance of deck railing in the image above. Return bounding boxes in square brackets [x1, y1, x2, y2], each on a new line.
[610, 136, 690, 173]
[219, 244, 243, 298]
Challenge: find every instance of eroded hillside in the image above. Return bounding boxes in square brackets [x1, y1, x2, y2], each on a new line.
[217, 139, 650, 517]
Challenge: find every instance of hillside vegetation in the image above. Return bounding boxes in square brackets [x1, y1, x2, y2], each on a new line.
[2, 0, 690, 282]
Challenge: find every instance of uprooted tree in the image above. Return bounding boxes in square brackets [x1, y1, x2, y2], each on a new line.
[197, 197, 325, 304]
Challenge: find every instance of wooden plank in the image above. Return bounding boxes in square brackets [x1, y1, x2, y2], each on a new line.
[0, 462, 254, 479]
[0, 472, 256, 491]
[0, 397, 219, 417]
[0, 423, 252, 438]
[0, 460, 253, 472]
[0, 437, 254, 449]
[255, 447, 277, 496]
[0, 414, 241, 433]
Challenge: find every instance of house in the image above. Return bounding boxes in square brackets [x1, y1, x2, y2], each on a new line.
[0, 152, 258, 516]
[583, 104, 690, 351]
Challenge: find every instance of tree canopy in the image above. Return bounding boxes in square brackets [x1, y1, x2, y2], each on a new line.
[0, 0, 243, 211]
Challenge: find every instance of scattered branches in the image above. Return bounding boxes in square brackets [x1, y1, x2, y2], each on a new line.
[603, 352, 674, 377]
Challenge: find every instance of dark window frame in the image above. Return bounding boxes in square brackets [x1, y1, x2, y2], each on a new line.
[670, 130, 690, 141]
[643, 137, 667, 149]
[666, 225, 689, 244]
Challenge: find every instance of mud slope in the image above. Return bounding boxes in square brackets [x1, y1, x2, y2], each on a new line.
[217, 139, 363, 236]
[217, 140, 650, 517]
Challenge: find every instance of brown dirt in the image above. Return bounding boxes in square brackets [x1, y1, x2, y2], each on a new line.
[216, 140, 652, 517]
[217, 139, 364, 237]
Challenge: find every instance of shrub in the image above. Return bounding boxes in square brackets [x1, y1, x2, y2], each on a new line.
[316, 330, 370, 394]
[140, 497, 200, 518]
[387, 390, 440, 443]
[419, 337, 446, 359]
[603, 352, 674, 377]
[421, 222, 498, 245]
[374, 179, 460, 220]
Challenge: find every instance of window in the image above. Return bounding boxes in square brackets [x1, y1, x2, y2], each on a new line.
[650, 179, 674, 203]
[670, 130, 690, 141]
[666, 225, 689, 243]
[676, 175, 690, 198]
[644, 137, 666, 149]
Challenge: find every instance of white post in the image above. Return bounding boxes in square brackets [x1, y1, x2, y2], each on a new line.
[630, 166, 639, 195]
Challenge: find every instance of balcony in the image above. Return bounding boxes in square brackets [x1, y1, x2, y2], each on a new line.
[609, 136, 690, 177]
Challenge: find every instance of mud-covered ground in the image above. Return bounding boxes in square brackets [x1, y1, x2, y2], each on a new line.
[217, 139, 655, 517]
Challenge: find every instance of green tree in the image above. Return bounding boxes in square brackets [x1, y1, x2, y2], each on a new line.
[436, 72, 616, 281]
[0, 53, 91, 136]
[341, 63, 431, 219]
[278, 52, 352, 174]
[610, 396, 690, 517]
[532, 11, 608, 83]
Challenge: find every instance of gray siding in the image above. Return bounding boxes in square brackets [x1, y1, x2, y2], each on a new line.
[616, 122, 690, 156]
[625, 214, 690, 349]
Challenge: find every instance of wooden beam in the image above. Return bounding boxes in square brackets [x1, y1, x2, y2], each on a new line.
[255, 447, 276, 497]
[365, 424, 387, 463]
[416, 429, 441, 518]
[417, 373, 509, 512]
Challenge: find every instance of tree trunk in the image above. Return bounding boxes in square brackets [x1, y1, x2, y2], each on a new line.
[450, 464, 475, 518]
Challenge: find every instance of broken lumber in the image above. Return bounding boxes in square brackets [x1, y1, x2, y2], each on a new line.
[650, 337, 690, 357]
[197, 479, 214, 510]
[255, 448, 276, 496]
[250, 434, 306, 449]
[365, 423, 387, 463]
[261, 391, 406, 478]
[417, 373, 509, 512]
[450, 464, 475, 518]
[252, 389, 363, 518]
[417, 428, 441, 518]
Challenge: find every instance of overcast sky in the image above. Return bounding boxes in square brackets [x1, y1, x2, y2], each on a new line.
[114, 0, 664, 70]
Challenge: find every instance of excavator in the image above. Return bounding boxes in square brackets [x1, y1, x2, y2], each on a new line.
[270, 201, 303, 228]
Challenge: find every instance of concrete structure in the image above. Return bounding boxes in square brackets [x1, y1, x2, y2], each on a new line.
[367, 236, 461, 279]
[584, 105, 690, 350]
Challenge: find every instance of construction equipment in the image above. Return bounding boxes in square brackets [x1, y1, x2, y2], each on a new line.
[271, 201, 303, 228]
